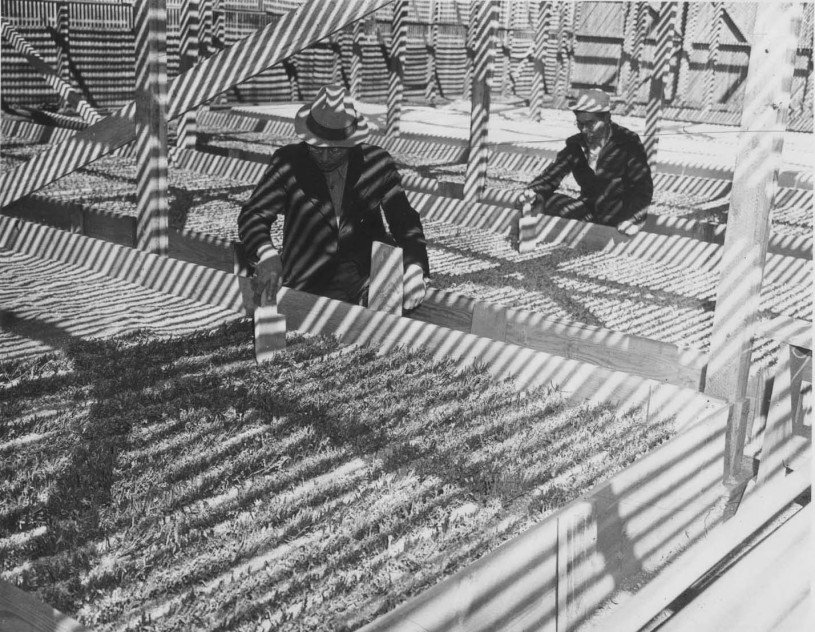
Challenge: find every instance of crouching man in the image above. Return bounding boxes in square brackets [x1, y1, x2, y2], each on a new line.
[238, 84, 430, 309]
[519, 89, 653, 236]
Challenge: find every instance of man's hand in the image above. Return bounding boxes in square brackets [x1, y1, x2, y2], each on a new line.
[253, 251, 283, 307]
[517, 189, 537, 216]
[616, 219, 642, 237]
[402, 264, 426, 311]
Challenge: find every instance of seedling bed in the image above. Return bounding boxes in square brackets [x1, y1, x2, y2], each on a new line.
[1, 322, 675, 631]
[1, 139, 809, 368]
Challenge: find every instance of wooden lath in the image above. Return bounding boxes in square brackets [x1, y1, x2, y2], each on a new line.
[0, 0, 394, 210]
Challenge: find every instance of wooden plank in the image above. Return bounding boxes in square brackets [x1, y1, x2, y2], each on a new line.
[529, 1, 551, 121]
[369, 241, 404, 314]
[591, 466, 810, 632]
[471, 301, 507, 340]
[168, 229, 234, 273]
[556, 503, 598, 632]
[409, 288, 476, 331]
[757, 315, 813, 350]
[705, 3, 803, 407]
[0, 0, 393, 209]
[82, 208, 137, 248]
[463, 0, 497, 203]
[176, 0, 202, 151]
[134, 0, 170, 255]
[0, 579, 92, 632]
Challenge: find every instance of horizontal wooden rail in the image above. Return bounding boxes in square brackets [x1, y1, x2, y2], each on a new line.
[412, 289, 707, 391]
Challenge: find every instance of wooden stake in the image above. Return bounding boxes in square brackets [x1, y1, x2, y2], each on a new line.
[177, 0, 201, 151]
[254, 279, 287, 363]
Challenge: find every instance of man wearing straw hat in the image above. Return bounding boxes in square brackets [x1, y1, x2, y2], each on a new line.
[239, 84, 430, 309]
[518, 89, 653, 236]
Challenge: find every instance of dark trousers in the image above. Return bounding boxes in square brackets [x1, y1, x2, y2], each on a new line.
[537, 193, 595, 222]
[310, 260, 370, 306]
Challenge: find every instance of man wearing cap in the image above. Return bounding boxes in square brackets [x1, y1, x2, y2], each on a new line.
[518, 89, 653, 236]
[239, 84, 430, 309]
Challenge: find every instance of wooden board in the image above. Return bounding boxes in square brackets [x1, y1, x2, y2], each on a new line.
[0, 579, 91, 632]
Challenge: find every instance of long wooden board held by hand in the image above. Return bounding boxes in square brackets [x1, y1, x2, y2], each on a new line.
[254, 281, 286, 363]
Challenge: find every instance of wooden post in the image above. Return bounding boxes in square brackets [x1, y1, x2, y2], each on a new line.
[463, 0, 497, 204]
[704, 2, 724, 111]
[177, 0, 201, 151]
[134, 0, 170, 255]
[529, 1, 552, 121]
[350, 19, 364, 99]
[55, 0, 70, 109]
[386, 0, 408, 136]
[675, 2, 694, 101]
[424, 0, 441, 103]
[624, 2, 645, 114]
[369, 242, 403, 314]
[643, 3, 676, 165]
[704, 3, 802, 481]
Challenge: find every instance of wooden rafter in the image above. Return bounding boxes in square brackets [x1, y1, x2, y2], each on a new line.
[0, 0, 394, 210]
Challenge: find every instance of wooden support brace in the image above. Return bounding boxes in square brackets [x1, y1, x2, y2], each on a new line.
[0, 580, 92, 632]
[369, 241, 404, 315]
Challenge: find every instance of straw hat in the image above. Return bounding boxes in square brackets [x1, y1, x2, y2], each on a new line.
[294, 84, 369, 147]
[570, 89, 611, 113]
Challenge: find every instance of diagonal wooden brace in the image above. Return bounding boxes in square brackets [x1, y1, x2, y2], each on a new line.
[0, 0, 394, 210]
[0, 18, 101, 125]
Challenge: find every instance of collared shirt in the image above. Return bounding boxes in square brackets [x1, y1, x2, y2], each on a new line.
[323, 162, 348, 228]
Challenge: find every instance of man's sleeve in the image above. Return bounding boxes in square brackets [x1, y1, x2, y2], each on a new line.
[527, 144, 574, 201]
[623, 134, 654, 222]
[237, 151, 286, 261]
[379, 152, 431, 278]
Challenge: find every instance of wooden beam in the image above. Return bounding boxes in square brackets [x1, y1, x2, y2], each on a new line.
[643, 3, 677, 164]
[0, 18, 101, 125]
[0, 0, 393, 209]
[529, 1, 552, 121]
[463, 0, 497, 203]
[705, 3, 803, 402]
[0, 580, 92, 632]
[133, 0, 170, 255]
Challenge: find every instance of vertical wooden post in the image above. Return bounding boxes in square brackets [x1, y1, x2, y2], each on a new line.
[463, 0, 477, 99]
[675, 2, 694, 101]
[624, 2, 645, 114]
[704, 3, 802, 481]
[387, 0, 407, 136]
[704, 2, 724, 111]
[553, 1, 572, 107]
[643, 3, 676, 165]
[463, 0, 497, 204]
[499, 0, 513, 99]
[530, 1, 552, 121]
[55, 0, 70, 110]
[177, 0, 200, 151]
[134, 0, 170, 255]
[424, 0, 440, 103]
[212, 0, 227, 104]
[350, 19, 364, 99]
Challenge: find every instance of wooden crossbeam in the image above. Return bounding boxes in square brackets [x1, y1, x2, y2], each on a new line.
[0, 18, 101, 125]
[0, 0, 393, 210]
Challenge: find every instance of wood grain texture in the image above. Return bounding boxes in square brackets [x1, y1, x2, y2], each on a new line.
[0, 580, 90, 632]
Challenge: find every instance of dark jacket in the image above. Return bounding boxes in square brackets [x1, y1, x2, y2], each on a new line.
[528, 122, 653, 224]
[238, 142, 430, 292]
